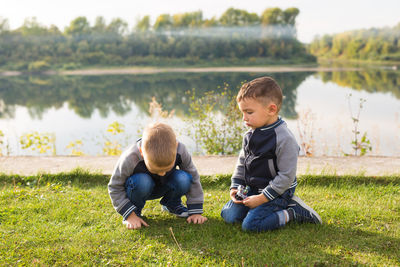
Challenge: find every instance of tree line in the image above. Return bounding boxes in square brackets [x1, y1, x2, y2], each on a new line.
[309, 23, 400, 62]
[0, 7, 316, 71]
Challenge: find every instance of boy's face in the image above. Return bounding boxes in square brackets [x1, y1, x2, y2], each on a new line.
[141, 149, 175, 176]
[238, 97, 278, 130]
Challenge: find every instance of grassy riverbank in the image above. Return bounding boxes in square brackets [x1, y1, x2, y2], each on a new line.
[1, 169, 399, 266]
[0, 56, 317, 74]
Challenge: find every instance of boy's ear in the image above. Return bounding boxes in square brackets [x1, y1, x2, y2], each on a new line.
[268, 103, 278, 114]
[139, 147, 143, 156]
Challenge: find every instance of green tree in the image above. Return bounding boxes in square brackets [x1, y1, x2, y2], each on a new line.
[345, 38, 364, 58]
[310, 23, 400, 61]
[154, 14, 172, 30]
[107, 18, 128, 36]
[172, 11, 203, 28]
[92, 16, 107, 34]
[282, 8, 299, 26]
[135, 16, 150, 32]
[261, 8, 283, 25]
[64, 16, 91, 36]
[48, 25, 62, 35]
[260, 8, 299, 38]
[219, 8, 259, 26]
[202, 17, 218, 27]
[0, 17, 10, 33]
[17, 17, 49, 35]
[77, 40, 89, 54]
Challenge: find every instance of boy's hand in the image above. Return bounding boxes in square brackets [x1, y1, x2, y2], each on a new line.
[124, 212, 149, 230]
[243, 194, 268, 209]
[187, 214, 208, 224]
[230, 189, 243, 204]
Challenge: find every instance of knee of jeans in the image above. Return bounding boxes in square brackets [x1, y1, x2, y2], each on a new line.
[221, 208, 238, 224]
[241, 217, 257, 231]
[125, 173, 154, 194]
[171, 170, 192, 192]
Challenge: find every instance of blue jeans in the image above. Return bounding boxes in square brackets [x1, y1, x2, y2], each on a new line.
[125, 170, 192, 216]
[221, 188, 294, 231]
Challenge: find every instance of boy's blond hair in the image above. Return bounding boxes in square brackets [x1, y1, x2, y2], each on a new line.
[237, 76, 283, 111]
[142, 122, 177, 167]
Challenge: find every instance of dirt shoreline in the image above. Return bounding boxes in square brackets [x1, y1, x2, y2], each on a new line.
[59, 66, 363, 76]
[0, 66, 364, 77]
[1, 155, 399, 176]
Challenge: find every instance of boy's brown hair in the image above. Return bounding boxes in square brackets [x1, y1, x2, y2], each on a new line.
[142, 122, 177, 167]
[237, 76, 283, 111]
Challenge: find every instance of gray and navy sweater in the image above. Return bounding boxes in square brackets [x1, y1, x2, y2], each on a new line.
[108, 140, 204, 220]
[231, 118, 299, 201]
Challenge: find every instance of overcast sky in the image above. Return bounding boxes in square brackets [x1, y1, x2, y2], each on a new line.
[1, 0, 399, 43]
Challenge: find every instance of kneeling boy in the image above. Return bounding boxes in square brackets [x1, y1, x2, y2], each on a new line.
[108, 122, 207, 229]
[221, 76, 322, 231]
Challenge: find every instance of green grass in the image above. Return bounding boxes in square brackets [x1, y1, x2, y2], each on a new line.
[1, 169, 399, 266]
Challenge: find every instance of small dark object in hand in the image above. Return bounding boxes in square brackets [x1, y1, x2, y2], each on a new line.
[235, 185, 250, 200]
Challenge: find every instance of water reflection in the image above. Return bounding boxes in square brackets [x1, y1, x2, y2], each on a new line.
[319, 69, 400, 98]
[0, 72, 311, 120]
[1, 69, 399, 156]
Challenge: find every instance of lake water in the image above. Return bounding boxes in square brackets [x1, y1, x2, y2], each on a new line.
[1, 69, 399, 156]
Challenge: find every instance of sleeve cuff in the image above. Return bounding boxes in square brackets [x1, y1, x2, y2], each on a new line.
[187, 203, 203, 215]
[230, 178, 245, 190]
[119, 202, 137, 220]
[262, 186, 280, 201]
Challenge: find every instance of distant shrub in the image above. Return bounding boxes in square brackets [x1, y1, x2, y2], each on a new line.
[66, 140, 85, 156]
[28, 61, 51, 72]
[345, 94, 372, 156]
[62, 62, 81, 70]
[380, 53, 400, 61]
[19, 131, 56, 155]
[186, 84, 246, 155]
[0, 130, 4, 156]
[81, 52, 106, 65]
[13, 62, 29, 71]
[103, 121, 125, 156]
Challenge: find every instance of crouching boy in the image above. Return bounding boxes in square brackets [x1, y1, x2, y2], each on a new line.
[221, 76, 322, 231]
[108, 122, 207, 229]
